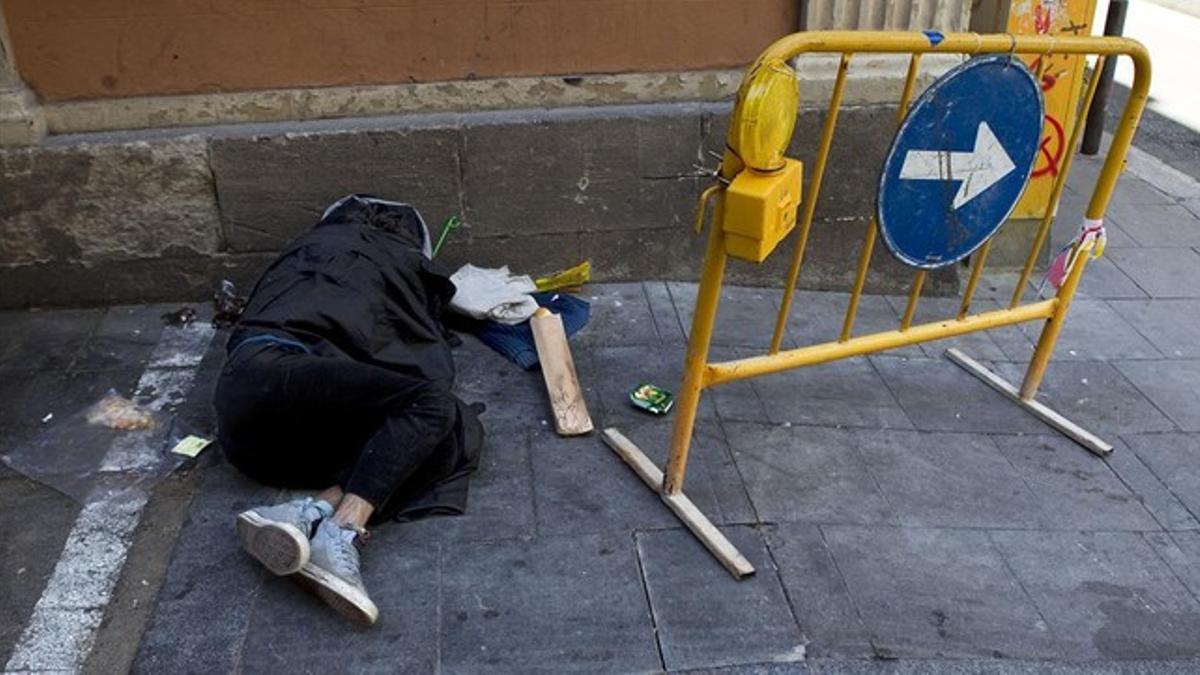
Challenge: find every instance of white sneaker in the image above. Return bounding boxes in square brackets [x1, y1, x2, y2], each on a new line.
[236, 497, 332, 576]
[296, 520, 379, 625]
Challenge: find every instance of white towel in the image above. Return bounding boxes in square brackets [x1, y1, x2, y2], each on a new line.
[449, 264, 539, 325]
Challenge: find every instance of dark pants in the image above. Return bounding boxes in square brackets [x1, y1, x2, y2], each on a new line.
[215, 342, 460, 514]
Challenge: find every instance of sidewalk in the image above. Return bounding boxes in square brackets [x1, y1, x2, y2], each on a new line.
[3, 138, 1200, 673]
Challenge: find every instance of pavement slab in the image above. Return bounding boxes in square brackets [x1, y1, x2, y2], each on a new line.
[636, 525, 806, 670]
[0, 308, 101, 374]
[763, 523, 875, 659]
[990, 530, 1200, 660]
[990, 299, 1164, 363]
[752, 357, 912, 430]
[1108, 298, 1200, 359]
[991, 360, 1178, 437]
[1107, 247, 1200, 299]
[669, 282, 798, 351]
[821, 526, 1061, 660]
[439, 532, 660, 674]
[723, 423, 896, 527]
[1115, 360, 1200, 432]
[992, 434, 1160, 532]
[869, 356, 1047, 435]
[852, 430, 1046, 530]
[1120, 433, 1200, 521]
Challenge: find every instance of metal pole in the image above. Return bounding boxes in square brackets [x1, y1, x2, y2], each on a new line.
[1081, 0, 1129, 155]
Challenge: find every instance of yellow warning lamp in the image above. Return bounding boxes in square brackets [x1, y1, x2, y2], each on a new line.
[721, 58, 803, 262]
[727, 58, 799, 172]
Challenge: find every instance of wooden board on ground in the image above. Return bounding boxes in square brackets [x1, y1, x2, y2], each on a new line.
[601, 427, 756, 578]
[530, 308, 594, 436]
[945, 347, 1113, 456]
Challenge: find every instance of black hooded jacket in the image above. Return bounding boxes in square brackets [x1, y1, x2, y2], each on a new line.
[227, 195, 483, 520]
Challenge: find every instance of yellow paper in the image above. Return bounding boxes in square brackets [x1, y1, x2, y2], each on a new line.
[171, 435, 213, 458]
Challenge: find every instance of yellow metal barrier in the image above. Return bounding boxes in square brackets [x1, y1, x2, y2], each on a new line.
[600, 31, 1151, 578]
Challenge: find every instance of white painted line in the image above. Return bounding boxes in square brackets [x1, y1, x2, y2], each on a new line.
[5, 321, 215, 674]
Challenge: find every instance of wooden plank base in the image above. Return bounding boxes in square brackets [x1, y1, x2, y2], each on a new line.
[945, 347, 1114, 456]
[601, 428, 756, 579]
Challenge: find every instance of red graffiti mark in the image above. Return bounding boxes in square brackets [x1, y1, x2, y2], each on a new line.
[1034, 3, 1053, 34]
[1032, 114, 1066, 179]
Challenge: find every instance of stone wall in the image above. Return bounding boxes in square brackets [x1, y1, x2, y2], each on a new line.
[0, 102, 958, 309]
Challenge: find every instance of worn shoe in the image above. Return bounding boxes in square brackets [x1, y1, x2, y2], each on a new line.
[236, 497, 332, 576]
[296, 519, 379, 625]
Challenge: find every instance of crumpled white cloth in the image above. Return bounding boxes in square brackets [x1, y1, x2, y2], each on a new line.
[449, 264, 539, 325]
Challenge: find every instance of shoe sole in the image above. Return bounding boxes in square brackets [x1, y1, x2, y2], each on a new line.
[295, 563, 379, 626]
[236, 512, 309, 576]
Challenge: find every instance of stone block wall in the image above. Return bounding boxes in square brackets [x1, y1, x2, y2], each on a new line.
[0, 102, 958, 308]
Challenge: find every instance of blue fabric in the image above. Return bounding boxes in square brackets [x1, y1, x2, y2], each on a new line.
[227, 334, 313, 360]
[471, 292, 590, 369]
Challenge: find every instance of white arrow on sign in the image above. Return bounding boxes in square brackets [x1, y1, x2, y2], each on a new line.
[899, 121, 1016, 209]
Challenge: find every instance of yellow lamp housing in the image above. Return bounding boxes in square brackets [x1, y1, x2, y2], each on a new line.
[726, 58, 800, 172]
[722, 158, 803, 262]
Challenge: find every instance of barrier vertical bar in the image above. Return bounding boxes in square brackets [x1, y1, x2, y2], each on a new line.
[663, 196, 729, 494]
[1020, 49, 1150, 398]
[770, 52, 854, 354]
[958, 240, 993, 319]
[1010, 55, 1108, 308]
[900, 270, 927, 330]
[840, 53, 922, 341]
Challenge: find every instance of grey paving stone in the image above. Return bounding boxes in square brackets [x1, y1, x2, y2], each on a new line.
[1104, 439, 1200, 531]
[452, 333, 548, 406]
[992, 360, 1178, 437]
[1107, 201, 1200, 247]
[0, 478, 80, 664]
[1122, 434, 1200, 521]
[869, 356, 1046, 435]
[0, 308, 100, 373]
[609, 417, 757, 526]
[1108, 247, 1200, 299]
[529, 421, 739, 535]
[882, 295, 1007, 361]
[707, 346, 769, 424]
[71, 304, 171, 373]
[1074, 256, 1151, 299]
[753, 357, 913, 430]
[1116, 360, 1200, 432]
[440, 532, 659, 673]
[787, 291, 922, 359]
[134, 464, 277, 673]
[1109, 299, 1200, 359]
[724, 423, 896, 526]
[637, 525, 806, 670]
[670, 282, 798, 350]
[764, 523, 874, 658]
[644, 280, 687, 344]
[573, 282, 662, 348]
[578, 343, 715, 428]
[853, 430, 1046, 529]
[823, 526, 1060, 659]
[240, 540, 440, 674]
[992, 299, 1163, 362]
[1145, 531, 1200, 604]
[397, 421, 536, 544]
[991, 530, 1200, 659]
[992, 435, 1160, 531]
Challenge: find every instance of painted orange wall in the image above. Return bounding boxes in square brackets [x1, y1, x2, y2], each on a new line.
[4, 0, 800, 102]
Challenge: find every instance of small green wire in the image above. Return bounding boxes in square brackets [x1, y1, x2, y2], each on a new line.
[433, 215, 461, 258]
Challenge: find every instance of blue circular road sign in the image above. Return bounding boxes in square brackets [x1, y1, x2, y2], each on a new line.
[877, 55, 1044, 269]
